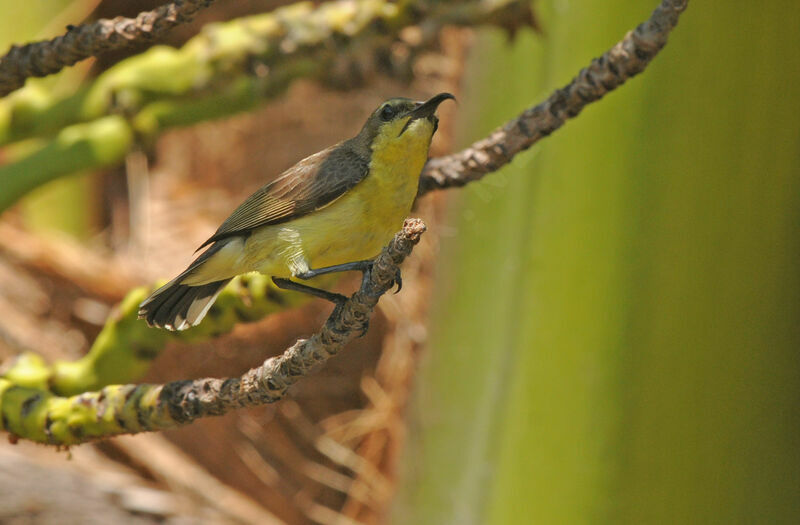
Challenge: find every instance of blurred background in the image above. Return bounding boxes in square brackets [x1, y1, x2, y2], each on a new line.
[1, 0, 798, 524]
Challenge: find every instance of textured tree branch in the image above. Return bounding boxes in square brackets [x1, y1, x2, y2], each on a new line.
[417, 0, 689, 195]
[0, 0, 215, 97]
[0, 219, 426, 445]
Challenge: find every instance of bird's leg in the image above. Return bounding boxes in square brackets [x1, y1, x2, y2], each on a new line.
[272, 277, 347, 305]
[294, 260, 374, 279]
[295, 260, 403, 294]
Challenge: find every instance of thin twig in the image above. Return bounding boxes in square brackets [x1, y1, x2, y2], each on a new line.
[418, 0, 689, 195]
[0, 0, 215, 97]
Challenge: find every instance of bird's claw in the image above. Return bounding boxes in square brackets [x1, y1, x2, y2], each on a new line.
[393, 268, 403, 294]
[330, 296, 348, 319]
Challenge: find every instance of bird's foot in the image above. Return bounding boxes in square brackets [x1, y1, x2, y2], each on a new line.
[351, 262, 401, 294]
[392, 267, 403, 294]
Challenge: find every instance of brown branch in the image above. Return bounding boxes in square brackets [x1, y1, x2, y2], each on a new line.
[0, 0, 215, 97]
[418, 0, 689, 195]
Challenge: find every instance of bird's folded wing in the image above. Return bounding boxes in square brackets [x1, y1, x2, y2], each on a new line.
[197, 142, 369, 249]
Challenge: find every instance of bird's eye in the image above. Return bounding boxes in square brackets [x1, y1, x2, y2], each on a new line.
[380, 105, 396, 121]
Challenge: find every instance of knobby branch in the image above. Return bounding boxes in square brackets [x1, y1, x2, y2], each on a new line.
[0, 219, 426, 446]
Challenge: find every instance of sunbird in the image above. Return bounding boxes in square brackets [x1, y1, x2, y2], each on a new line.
[138, 93, 454, 330]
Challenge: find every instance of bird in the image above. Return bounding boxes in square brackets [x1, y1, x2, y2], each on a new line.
[138, 92, 454, 331]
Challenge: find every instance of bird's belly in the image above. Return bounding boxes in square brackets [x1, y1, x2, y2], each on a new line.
[243, 166, 419, 277]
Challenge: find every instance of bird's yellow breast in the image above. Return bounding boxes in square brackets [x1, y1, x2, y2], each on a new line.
[241, 116, 435, 277]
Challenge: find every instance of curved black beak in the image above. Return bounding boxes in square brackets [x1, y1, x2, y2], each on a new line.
[399, 92, 455, 136]
[408, 92, 456, 120]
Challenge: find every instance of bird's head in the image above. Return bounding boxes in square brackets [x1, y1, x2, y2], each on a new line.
[357, 93, 455, 154]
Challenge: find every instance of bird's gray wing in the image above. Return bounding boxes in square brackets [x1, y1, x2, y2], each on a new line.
[197, 142, 369, 249]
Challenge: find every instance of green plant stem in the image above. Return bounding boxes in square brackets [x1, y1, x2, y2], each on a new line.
[0, 116, 133, 211]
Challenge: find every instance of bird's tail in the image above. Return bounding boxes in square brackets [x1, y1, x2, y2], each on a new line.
[138, 242, 231, 331]
[138, 278, 230, 331]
